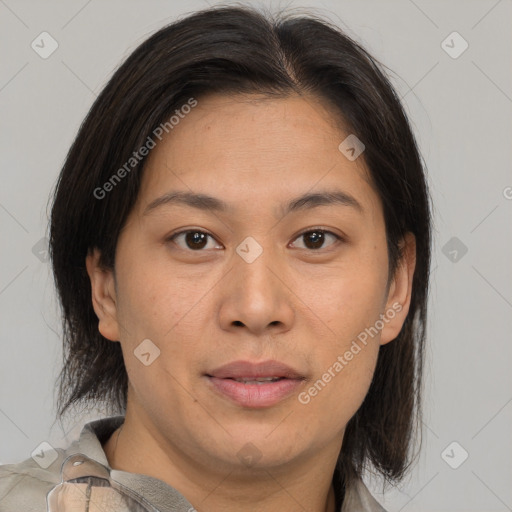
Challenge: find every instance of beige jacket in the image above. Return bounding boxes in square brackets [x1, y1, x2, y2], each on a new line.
[0, 416, 386, 512]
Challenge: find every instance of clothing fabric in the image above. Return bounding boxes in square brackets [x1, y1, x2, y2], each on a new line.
[0, 416, 387, 511]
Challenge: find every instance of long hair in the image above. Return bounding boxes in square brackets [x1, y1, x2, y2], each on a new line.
[49, 4, 431, 486]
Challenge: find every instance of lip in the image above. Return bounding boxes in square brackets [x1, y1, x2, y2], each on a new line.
[205, 360, 306, 408]
[207, 360, 304, 380]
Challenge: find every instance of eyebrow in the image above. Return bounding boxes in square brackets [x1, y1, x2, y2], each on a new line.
[143, 189, 364, 217]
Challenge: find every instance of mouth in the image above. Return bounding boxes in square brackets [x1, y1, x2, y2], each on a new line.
[205, 360, 306, 408]
[223, 376, 285, 384]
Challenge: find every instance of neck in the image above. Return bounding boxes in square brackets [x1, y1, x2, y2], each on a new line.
[103, 408, 341, 512]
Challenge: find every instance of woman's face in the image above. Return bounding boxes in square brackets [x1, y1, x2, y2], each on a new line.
[87, 93, 414, 474]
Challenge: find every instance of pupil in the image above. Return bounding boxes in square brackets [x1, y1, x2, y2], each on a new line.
[306, 231, 324, 249]
[186, 231, 207, 250]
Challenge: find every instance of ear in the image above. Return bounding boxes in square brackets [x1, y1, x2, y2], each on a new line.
[380, 232, 416, 345]
[85, 247, 120, 342]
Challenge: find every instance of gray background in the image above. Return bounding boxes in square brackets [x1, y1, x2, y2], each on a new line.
[1, 0, 511, 510]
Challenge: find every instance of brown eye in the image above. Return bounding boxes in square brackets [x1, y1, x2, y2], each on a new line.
[169, 230, 220, 251]
[291, 229, 341, 251]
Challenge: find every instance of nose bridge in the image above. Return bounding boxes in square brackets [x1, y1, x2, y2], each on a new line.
[220, 234, 293, 333]
[235, 234, 267, 266]
[234, 234, 277, 298]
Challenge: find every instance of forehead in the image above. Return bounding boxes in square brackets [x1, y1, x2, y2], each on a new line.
[135, 93, 380, 219]
[153, 92, 350, 159]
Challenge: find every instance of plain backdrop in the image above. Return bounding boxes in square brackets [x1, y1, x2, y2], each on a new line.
[1, 1, 511, 511]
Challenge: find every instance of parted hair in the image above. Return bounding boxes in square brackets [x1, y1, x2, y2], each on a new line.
[49, 3, 431, 487]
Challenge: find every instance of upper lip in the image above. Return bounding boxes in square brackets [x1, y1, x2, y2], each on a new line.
[206, 360, 304, 380]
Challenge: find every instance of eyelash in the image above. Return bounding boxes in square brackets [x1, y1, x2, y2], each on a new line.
[166, 227, 344, 252]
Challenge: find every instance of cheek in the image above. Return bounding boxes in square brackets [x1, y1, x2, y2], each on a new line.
[296, 260, 387, 346]
[334, 348, 379, 422]
[299, 337, 380, 432]
[114, 256, 217, 394]
[117, 267, 199, 411]
[292, 251, 386, 416]
[115, 255, 193, 340]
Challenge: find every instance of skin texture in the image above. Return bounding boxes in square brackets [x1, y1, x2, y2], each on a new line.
[86, 93, 416, 512]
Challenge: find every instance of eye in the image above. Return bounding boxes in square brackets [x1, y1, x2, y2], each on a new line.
[167, 227, 343, 252]
[290, 228, 342, 251]
[167, 229, 222, 251]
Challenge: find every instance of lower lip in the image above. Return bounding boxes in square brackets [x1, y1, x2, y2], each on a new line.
[206, 376, 304, 408]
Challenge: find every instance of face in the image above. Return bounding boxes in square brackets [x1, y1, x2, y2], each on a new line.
[87, 93, 415, 474]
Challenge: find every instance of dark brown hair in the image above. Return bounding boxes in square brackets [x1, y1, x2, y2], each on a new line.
[49, 3, 431, 488]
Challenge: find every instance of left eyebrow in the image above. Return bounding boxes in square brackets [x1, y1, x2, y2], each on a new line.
[283, 190, 364, 216]
[142, 189, 364, 217]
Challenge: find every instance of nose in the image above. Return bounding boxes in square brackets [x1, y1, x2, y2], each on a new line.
[217, 240, 295, 337]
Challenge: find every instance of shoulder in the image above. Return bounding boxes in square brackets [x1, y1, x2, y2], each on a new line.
[0, 450, 67, 512]
[0, 416, 123, 511]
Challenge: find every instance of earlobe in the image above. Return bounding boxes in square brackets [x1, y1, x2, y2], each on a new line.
[85, 248, 120, 342]
[380, 232, 416, 345]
